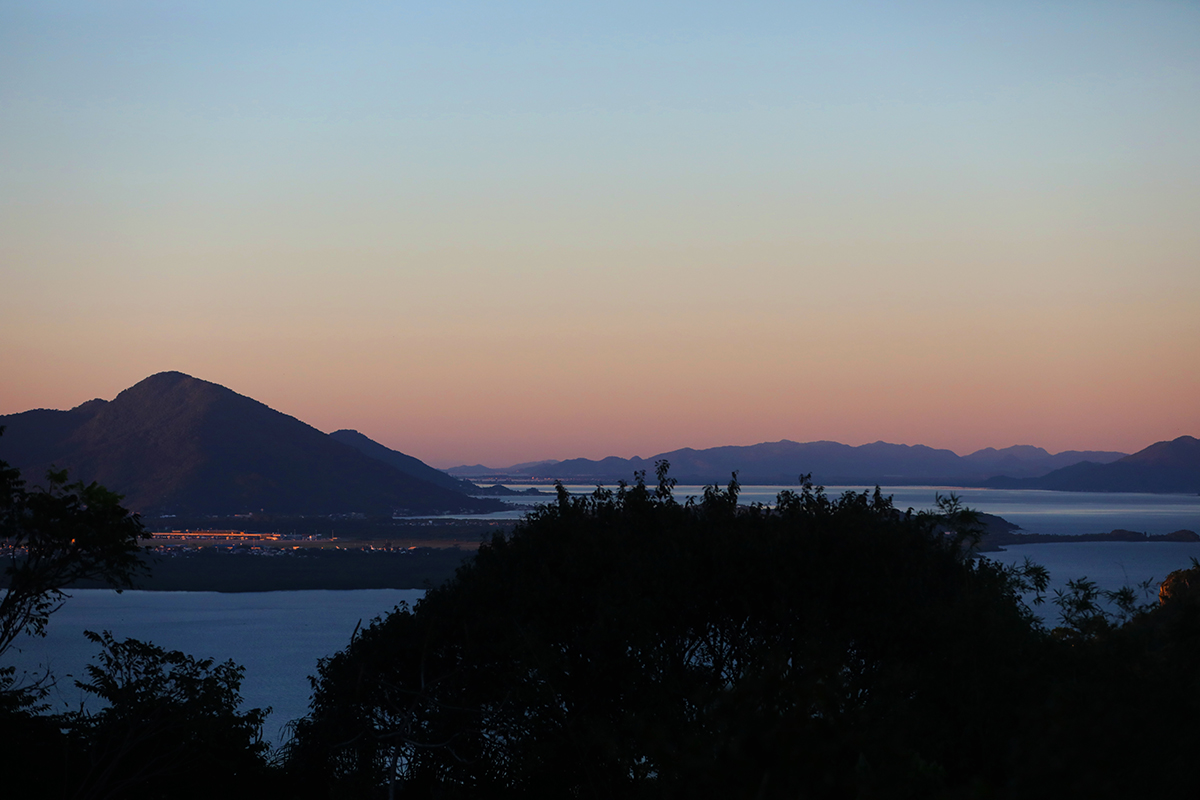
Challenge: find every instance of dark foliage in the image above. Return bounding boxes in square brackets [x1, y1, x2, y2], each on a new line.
[1, 440, 146, 697]
[54, 631, 272, 800]
[7, 436, 1199, 798]
[1, 441, 273, 799]
[2, 630, 273, 800]
[288, 467, 1075, 798]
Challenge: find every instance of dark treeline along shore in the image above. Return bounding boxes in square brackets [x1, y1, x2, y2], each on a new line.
[46, 515, 1195, 593]
[968, 512, 1200, 552]
[99, 515, 513, 593]
[67, 547, 474, 594]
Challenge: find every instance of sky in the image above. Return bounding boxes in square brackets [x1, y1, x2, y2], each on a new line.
[1, 1, 1197, 468]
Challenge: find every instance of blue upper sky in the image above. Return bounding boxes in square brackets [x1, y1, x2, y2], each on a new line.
[2, 1, 1197, 465]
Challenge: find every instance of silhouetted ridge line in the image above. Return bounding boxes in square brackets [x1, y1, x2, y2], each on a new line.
[0, 372, 502, 515]
[985, 435, 1200, 493]
[449, 439, 1131, 486]
[329, 429, 479, 495]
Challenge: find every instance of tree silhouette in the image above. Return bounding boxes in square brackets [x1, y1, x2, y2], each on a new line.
[0, 438, 272, 799]
[59, 631, 271, 800]
[1, 434, 146, 705]
[289, 467, 1055, 798]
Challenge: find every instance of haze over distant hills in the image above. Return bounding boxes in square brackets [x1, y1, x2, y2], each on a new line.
[0, 372, 501, 516]
[450, 440, 1132, 487]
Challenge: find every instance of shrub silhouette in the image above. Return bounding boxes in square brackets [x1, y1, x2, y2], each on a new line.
[290, 467, 1062, 798]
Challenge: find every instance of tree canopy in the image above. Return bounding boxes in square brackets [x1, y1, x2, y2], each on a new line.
[1, 442, 272, 799]
[288, 467, 1088, 798]
[1, 433, 146, 704]
[58, 631, 272, 800]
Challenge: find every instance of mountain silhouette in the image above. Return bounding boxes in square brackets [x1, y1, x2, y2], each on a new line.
[449, 440, 1127, 486]
[0, 372, 501, 515]
[986, 436, 1200, 493]
[329, 429, 479, 495]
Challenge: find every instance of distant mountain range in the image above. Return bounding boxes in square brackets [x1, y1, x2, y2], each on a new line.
[2, 372, 1195, 506]
[451, 437, 1200, 494]
[985, 436, 1200, 493]
[0, 372, 502, 516]
[450, 440, 1132, 486]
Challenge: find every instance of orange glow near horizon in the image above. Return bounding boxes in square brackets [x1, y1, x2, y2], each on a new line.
[2, 4, 1197, 468]
[2, 291, 1195, 468]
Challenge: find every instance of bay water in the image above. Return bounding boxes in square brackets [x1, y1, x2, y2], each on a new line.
[6, 589, 423, 748]
[7, 487, 1200, 748]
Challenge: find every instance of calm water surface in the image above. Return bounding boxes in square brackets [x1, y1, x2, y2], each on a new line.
[982, 542, 1200, 624]
[7, 589, 423, 748]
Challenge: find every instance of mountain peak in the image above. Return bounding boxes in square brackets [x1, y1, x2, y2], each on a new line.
[125, 370, 209, 392]
[1121, 435, 1200, 468]
[121, 371, 227, 398]
[143, 369, 197, 381]
[987, 435, 1199, 492]
[966, 445, 1052, 461]
[0, 373, 499, 515]
[69, 398, 107, 415]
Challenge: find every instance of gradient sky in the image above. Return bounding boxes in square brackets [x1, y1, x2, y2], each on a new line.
[2, 1, 1197, 468]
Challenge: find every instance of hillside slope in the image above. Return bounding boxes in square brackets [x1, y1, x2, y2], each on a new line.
[329, 429, 479, 495]
[986, 436, 1200, 493]
[0, 372, 500, 516]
